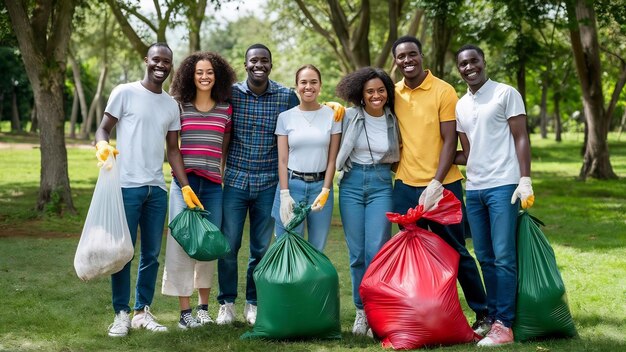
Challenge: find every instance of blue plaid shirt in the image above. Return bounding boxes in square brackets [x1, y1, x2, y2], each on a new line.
[224, 80, 299, 192]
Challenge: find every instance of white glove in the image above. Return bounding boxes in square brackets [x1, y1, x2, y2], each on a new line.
[418, 179, 444, 212]
[510, 176, 535, 209]
[279, 189, 296, 226]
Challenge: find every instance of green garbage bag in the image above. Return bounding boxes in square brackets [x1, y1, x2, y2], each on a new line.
[241, 204, 341, 340]
[513, 211, 577, 341]
[169, 207, 230, 261]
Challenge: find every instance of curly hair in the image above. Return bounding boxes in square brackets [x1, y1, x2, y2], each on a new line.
[335, 67, 395, 110]
[170, 51, 237, 104]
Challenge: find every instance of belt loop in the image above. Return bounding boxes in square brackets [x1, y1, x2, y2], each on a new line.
[288, 169, 293, 179]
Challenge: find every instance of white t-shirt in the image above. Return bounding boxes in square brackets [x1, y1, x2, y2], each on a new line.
[349, 110, 389, 165]
[275, 105, 342, 173]
[104, 81, 180, 191]
[456, 79, 526, 190]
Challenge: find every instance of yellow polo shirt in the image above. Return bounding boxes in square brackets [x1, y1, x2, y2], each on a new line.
[394, 70, 463, 187]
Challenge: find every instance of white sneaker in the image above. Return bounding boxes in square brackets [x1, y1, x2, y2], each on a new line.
[352, 309, 369, 335]
[244, 303, 257, 325]
[196, 308, 214, 325]
[178, 311, 201, 329]
[131, 306, 168, 332]
[216, 302, 235, 325]
[108, 311, 131, 337]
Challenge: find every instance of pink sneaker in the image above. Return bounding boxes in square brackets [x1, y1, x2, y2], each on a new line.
[477, 320, 514, 347]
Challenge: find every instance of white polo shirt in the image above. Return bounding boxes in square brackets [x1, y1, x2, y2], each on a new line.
[456, 79, 526, 190]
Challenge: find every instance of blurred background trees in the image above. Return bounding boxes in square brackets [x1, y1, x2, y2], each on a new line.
[1, 0, 624, 212]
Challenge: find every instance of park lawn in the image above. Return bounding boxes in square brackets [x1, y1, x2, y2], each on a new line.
[0, 132, 624, 351]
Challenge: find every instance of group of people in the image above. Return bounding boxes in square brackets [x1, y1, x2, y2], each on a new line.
[94, 34, 535, 348]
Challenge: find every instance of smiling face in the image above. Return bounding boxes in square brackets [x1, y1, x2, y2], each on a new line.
[245, 48, 272, 88]
[144, 45, 173, 87]
[194, 60, 215, 93]
[394, 42, 425, 87]
[362, 77, 387, 116]
[456, 49, 488, 93]
[296, 68, 321, 104]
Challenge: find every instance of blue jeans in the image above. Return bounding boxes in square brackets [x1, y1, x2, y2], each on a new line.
[112, 186, 167, 313]
[271, 176, 333, 251]
[392, 179, 488, 319]
[339, 163, 393, 309]
[217, 185, 275, 305]
[171, 174, 222, 227]
[466, 184, 519, 327]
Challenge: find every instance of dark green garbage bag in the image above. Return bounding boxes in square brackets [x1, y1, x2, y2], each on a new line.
[513, 211, 577, 341]
[241, 204, 341, 340]
[169, 207, 230, 261]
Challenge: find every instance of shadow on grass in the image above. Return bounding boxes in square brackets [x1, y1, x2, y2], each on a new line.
[0, 182, 96, 236]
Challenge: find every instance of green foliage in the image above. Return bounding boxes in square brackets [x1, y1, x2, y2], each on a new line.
[0, 46, 33, 128]
[0, 133, 625, 351]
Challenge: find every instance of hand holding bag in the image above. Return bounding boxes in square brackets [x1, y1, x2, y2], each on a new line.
[169, 207, 230, 261]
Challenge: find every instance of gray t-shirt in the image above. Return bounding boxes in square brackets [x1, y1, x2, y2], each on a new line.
[349, 110, 389, 165]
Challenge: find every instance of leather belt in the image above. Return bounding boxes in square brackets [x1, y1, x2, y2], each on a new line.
[288, 169, 325, 182]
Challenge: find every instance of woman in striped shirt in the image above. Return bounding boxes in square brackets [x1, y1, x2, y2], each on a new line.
[162, 51, 236, 329]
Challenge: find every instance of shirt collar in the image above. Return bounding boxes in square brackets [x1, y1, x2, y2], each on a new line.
[397, 69, 433, 92]
[467, 78, 495, 96]
[235, 79, 278, 97]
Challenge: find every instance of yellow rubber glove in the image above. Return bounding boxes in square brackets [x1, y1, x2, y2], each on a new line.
[95, 140, 119, 165]
[181, 185, 204, 209]
[418, 179, 444, 212]
[324, 102, 345, 122]
[311, 187, 330, 211]
[510, 176, 535, 209]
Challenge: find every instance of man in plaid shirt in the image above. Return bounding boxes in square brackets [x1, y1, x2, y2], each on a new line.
[216, 43, 299, 326]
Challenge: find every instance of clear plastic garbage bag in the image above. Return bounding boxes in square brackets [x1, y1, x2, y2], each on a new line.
[74, 157, 133, 281]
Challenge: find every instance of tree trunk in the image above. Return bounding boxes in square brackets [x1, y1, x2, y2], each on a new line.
[617, 109, 626, 141]
[69, 53, 89, 136]
[567, 0, 616, 180]
[553, 91, 562, 142]
[11, 87, 22, 132]
[69, 89, 78, 138]
[34, 86, 74, 212]
[5, 0, 77, 213]
[30, 104, 37, 133]
[432, 14, 452, 78]
[187, 0, 207, 53]
[539, 71, 549, 139]
[80, 66, 107, 140]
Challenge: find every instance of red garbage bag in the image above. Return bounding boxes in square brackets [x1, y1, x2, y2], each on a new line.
[360, 190, 477, 349]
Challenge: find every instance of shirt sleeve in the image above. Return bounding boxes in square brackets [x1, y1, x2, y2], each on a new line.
[439, 85, 459, 122]
[104, 85, 125, 120]
[275, 111, 288, 135]
[504, 86, 527, 119]
[288, 89, 300, 109]
[455, 104, 466, 133]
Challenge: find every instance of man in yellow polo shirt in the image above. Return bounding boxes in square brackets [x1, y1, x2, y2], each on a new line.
[390, 36, 490, 335]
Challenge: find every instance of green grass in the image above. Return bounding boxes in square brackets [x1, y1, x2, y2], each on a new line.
[0, 132, 625, 351]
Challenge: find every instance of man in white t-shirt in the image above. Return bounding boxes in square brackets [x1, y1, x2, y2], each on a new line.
[95, 43, 202, 337]
[454, 44, 534, 347]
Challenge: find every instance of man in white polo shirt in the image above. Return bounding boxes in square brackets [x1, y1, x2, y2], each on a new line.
[454, 44, 534, 347]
